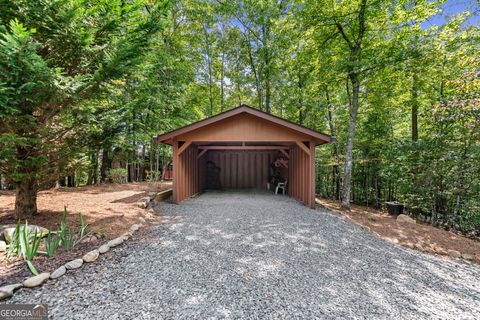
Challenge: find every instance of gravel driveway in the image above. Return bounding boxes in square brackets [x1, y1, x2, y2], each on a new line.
[6, 190, 480, 319]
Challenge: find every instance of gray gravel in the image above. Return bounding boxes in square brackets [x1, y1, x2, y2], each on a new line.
[5, 190, 480, 319]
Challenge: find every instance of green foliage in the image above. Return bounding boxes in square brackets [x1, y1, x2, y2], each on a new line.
[59, 208, 76, 251]
[107, 168, 128, 184]
[0, 0, 478, 236]
[7, 221, 43, 275]
[58, 208, 91, 251]
[0, 0, 172, 217]
[44, 230, 61, 257]
[76, 212, 89, 244]
[146, 170, 161, 182]
[6, 222, 20, 259]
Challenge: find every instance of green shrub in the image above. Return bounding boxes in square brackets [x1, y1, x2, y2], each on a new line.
[7, 208, 91, 275]
[7, 221, 43, 275]
[146, 170, 161, 182]
[6, 222, 20, 259]
[107, 168, 128, 184]
[59, 208, 76, 251]
[58, 208, 91, 251]
[44, 230, 61, 257]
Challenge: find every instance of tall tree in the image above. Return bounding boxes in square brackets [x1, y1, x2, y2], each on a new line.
[0, 0, 169, 218]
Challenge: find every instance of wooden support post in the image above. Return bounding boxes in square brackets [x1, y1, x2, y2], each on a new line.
[309, 141, 316, 209]
[172, 139, 178, 204]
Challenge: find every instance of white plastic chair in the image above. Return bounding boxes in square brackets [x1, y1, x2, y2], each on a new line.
[275, 180, 288, 195]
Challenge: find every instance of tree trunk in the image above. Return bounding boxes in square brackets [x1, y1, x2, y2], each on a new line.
[341, 74, 360, 209]
[411, 73, 419, 143]
[203, 24, 215, 116]
[325, 89, 341, 200]
[67, 174, 75, 187]
[243, 32, 262, 110]
[15, 178, 38, 219]
[220, 50, 225, 112]
[100, 148, 110, 183]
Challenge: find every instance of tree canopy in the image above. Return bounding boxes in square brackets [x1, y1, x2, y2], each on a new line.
[1, 0, 479, 235]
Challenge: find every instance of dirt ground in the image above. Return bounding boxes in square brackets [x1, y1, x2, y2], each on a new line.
[316, 197, 480, 264]
[0, 182, 171, 286]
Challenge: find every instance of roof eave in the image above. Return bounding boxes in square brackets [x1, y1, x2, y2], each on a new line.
[154, 105, 334, 144]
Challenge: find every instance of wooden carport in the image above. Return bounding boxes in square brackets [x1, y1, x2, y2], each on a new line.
[155, 105, 333, 208]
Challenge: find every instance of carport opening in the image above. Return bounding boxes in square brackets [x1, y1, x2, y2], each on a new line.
[200, 147, 289, 191]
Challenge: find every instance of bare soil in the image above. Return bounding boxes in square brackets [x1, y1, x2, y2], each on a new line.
[316, 197, 480, 264]
[0, 182, 171, 286]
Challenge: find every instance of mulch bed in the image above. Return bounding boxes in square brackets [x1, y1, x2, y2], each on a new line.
[0, 182, 171, 286]
[316, 197, 480, 264]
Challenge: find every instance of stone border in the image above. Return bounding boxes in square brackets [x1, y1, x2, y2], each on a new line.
[314, 199, 476, 263]
[0, 216, 147, 301]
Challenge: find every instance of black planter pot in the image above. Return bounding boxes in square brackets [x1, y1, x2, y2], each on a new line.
[385, 202, 404, 216]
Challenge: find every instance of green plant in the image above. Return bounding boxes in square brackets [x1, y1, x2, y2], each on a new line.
[44, 230, 61, 257]
[74, 212, 91, 246]
[146, 170, 161, 182]
[59, 209, 76, 251]
[18, 222, 42, 275]
[6, 221, 20, 259]
[58, 207, 91, 250]
[6, 221, 44, 274]
[107, 168, 128, 184]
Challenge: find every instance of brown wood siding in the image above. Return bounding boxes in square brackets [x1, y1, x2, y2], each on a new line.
[176, 113, 314, 144]
[207, 151, 275, 189]
[288, 143, 314, 207]
[175, 144, 201, 203]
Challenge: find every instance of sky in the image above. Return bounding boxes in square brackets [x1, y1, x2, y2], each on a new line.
[422, 0, 480, 28]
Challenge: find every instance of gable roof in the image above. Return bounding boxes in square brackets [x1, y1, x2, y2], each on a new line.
[155, 104, 334, 145]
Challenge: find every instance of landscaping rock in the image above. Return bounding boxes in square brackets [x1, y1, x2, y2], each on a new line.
[462, 254, 474, 261]
[138, 217, 146, 223]
[108, 236, 124, 248]
[414, 243, 424, 251]
[137, 197, 151, 209]
[83, 249, 100, 263]
[23, 273, 50, 288]
[65, 259, 83, 270]
[0, 283, 22, 301]
[148, 192, 156, 198]
[50, 266, 66, 279]
[402, 242, 414, 249]
[130, 224, 140, 232]
[447, 250, 461, 258]
[425, 247, 436, 254]
[98, 244, 110, 254]
[2, 225, 48, 243]
[434, 247, 448, 255]
[80, 235, 99, 244]
[0, 240, 6, 252]
[122, 232, 132, 241]
[396, 214, 416, 224]
[385, 237, 399, 244]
